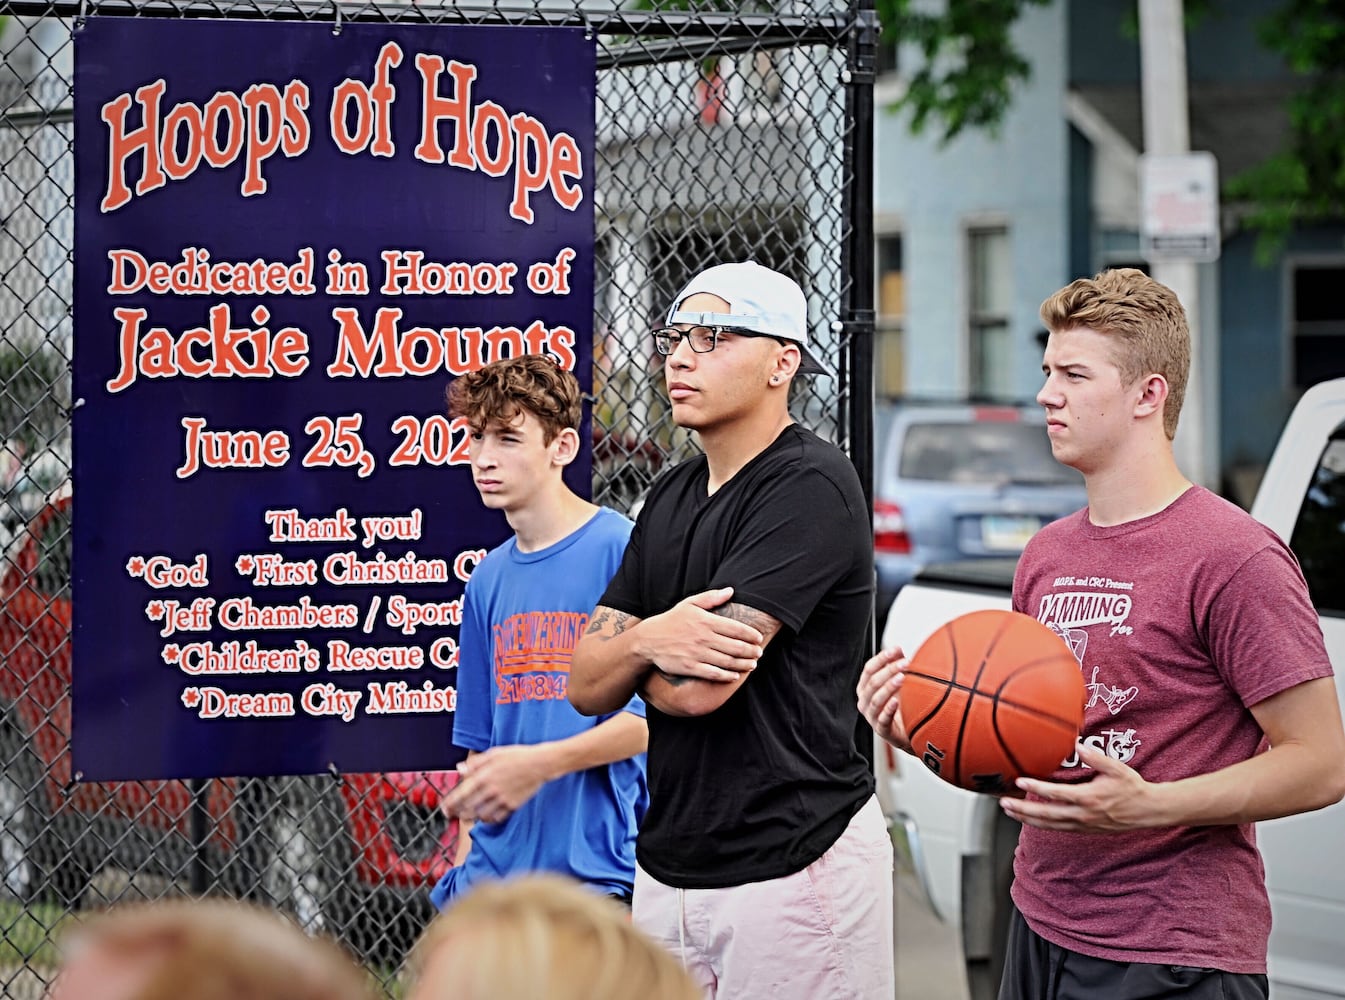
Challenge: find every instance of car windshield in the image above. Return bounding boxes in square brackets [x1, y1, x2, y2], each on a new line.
[899, 421, 1079, 485]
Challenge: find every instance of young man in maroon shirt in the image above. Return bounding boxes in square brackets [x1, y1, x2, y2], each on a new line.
[861, 268, 1345, 999]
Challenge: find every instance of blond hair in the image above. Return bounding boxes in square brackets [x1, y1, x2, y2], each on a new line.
[406, 876, 700, 1000]
[50, 898, 377, 1000]
[1039, 268, 1191, 439]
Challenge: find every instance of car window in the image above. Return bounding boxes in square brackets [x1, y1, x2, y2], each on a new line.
[33, 505, 71, 598]
[1288, 426, 1345, 617]
[898, 422, 1080, 485]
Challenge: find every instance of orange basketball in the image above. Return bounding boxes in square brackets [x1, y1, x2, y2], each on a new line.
[900, 609, 1085, 794]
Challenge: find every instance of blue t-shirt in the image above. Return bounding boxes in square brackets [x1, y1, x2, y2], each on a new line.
[430, 507, 646, 908]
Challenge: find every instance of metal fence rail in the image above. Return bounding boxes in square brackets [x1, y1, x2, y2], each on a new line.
[0, 1, 873, 992]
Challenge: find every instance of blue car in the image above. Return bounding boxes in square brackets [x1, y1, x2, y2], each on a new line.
[873, 401, 1087, 634]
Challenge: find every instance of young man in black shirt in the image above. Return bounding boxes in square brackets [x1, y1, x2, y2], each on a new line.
[570, 261, 892, 998]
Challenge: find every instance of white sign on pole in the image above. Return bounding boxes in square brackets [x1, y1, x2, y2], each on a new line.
[1140, 152, 1221, 262]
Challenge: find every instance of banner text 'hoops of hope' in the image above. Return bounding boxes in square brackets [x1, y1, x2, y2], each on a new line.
[72, 17, 596, 781]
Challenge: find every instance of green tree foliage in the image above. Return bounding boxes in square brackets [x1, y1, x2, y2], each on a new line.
[875, 0, 1342, 251]
[876, 0, 1345, 252]
[874, 0, 1216, 142]
[0, 345, 69, 455]
[874, 0, 1051, 142]
[1224, 0, 1345, 256]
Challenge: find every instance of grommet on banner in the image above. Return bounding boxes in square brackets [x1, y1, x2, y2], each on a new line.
[331, 1, 343, 36]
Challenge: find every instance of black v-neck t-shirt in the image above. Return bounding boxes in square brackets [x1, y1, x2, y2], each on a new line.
[600, 424, 875, 888]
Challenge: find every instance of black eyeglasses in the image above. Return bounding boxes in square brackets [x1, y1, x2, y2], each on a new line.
[652, 326, 785, 356]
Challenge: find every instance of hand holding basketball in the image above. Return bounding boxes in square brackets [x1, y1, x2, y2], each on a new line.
[899, 609, 1085, 795]
[1003, 742, 1155, 832]
[858, 646, 911, 753]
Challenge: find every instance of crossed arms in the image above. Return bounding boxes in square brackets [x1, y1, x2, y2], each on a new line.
[569, 586, 781, 717]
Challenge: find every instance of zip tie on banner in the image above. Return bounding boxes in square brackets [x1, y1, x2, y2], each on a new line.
[331, 0, 343, 36]
[327, 761, 343, 781]
[75, 0, 88, 31]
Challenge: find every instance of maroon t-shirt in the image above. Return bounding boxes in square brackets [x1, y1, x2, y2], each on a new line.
[1011, 486, 1333, 972]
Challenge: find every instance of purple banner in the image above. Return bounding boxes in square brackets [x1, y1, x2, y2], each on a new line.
[73, 18, 595, 780]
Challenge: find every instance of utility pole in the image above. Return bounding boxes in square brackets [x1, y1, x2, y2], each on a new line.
[1139, 0, 1217, 489]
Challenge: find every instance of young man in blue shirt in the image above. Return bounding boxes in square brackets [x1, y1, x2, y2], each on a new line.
[429, 355, 647, 908]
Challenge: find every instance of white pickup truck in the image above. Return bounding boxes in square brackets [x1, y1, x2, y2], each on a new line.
[877, 377, 1345, 1000]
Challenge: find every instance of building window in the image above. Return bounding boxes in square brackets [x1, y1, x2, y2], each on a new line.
[968, 227, 1012, 399]
[876, 234, 904, 397]
[1291, 263, 1345, 391]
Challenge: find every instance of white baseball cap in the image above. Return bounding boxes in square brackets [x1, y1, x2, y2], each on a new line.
[665, 260, 834, 378]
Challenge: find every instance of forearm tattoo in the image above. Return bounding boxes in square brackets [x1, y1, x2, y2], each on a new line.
[585, 607, 633, 640]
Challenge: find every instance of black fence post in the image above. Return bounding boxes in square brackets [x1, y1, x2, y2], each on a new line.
[842, 0, 879, 645]
[842, 0, 879, 772]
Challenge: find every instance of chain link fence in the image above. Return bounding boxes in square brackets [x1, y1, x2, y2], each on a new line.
[0, 1, 875, 993]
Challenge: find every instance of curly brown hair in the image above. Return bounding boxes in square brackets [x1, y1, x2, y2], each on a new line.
[1039, 268, 1190, 440]
[445, 355, 582, 443]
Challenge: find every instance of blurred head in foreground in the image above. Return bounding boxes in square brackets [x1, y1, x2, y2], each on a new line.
[47, 897, 377, 1000]
[407, 875, 700, 1000]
